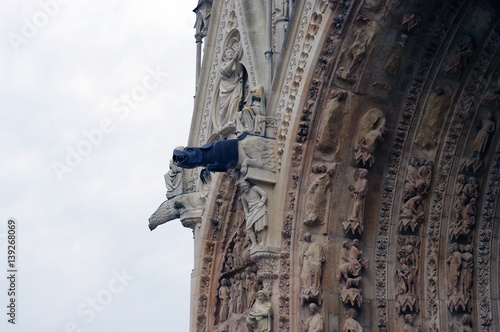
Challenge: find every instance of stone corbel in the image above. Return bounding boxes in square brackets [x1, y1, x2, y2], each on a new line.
[250, 246, 280, 292]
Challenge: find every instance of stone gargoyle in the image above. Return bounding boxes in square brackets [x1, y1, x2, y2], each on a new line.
[172, 133, 276, 183]
[149, 192, 206, 231]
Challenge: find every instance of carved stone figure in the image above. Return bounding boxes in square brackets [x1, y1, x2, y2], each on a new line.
[300, 303, 324, 332]
[246, 290, 272, 332]
[343, 168, 368, 235]
[415, 85, 453, 150]
[415, 161, 433, 197]
[299, 233, 326, 305]
[338, 239, 368, 284]
[218, 46, 244, 128]
[164, 159, 184, 199]
[472, 112, 495, 156]
[225, 248, 234, 271]
[239, 181, 268, 249]
[401, 14, 421, 32]
[464, 177, 478, 199]
[173, 133, 276, 183]
[337, 20, 375, 82]
[398, 195, 424, 233]
[316, 91, 347, 154]
[354, 126, 386, 167]
[447, 243, 462, 296]
[343, 308, 363, 332]
[219, 278, 230, 323]
[247, 272, 258, 310]
[456, 314, 472, 332]
[403, 314, 421, 332]
[304, 167, 334, 226]
[229, 277, 237, 316]
[236, 85, 266, 135]
[459, 245, 473, 296]
[396, 258, 413, 295]
[443, 33, 474, 77]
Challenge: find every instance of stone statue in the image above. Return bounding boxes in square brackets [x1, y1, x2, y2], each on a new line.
[343, 308, 363, 332]
[443, 33, 474, 78]
[299, 233, 326, 305]
[218, 46, 244, 128]
[304, 166, 334, 226]
[247, 272, 258, 310]
[415, 85, 453, 150]
[456, 314, 472, 332]
[415, 161, 433, 197]
[338, 239, 368, 283]
[398, 195, 424, 233]
[343, 168, 368, 235]
[460, 245, 473, 296]
[246, 290, 272, 332]
[403, 314, 420, 332]
[236, 85, 266, 135]
[219, 278, 230, 323]
[354, 126, 386, 167]
[164, 159, 183, 199]
[464, 177, 478, 199]
[229, 277, 237, 316]
[447, 243, 462, 295]
[239, 180, 268, 249]
[396, 257, 413, 295]
[300, 303, 324, 332]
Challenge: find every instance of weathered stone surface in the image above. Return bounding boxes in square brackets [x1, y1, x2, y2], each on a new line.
[150, 1, 500, 331]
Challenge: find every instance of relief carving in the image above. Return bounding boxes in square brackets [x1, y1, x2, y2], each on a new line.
[218, 45, 244, 130]
[403, 314, 421, 332]
[299, 233, 326, 305]
[415, 85, 453, 150]
[239, 180, 268, 249]
[442, 33, 474, 78]
[246, 290, 272, 332]
[337, 18, 376, 83]
[395, 236, 420, 314]
[354, 110, 386, 168]
[449, 176, 478, 242]
[315, 90, 347, 154]
[338, 239, 369, 307]
[304, 166, 334, 226]
[236, 85, 266, 136]
[461, 111, 495, 174]
[343, 308, 363, 332]
[165, 158, 184, 199]
[447, 243, 472, 312]
[342, 168, 368, 235]
[300, 303, 324, 332]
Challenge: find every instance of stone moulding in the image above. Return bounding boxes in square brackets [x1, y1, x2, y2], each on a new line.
[373, 1, 466, 331]
[424, 20, 500, 332]
[477, 122, 500, 330]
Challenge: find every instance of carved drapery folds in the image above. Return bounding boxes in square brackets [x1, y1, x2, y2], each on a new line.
[354, 109, 386, 168]
[342, 168, 368, 235]
[299, 233, 326, 306]
[395, 236, 420, 314]
[304, 166, 334, 226]
[338, 239, 369, 308]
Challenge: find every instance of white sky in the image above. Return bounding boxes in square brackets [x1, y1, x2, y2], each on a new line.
[1, 0, 197, 331]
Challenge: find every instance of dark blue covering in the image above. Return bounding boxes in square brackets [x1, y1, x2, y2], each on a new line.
[173, 133, 253, 183]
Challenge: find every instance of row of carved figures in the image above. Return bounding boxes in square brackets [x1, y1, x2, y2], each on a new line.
[217, 269, 261, 324]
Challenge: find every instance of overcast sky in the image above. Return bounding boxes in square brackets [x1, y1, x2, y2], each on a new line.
[1, 0, 197, 331]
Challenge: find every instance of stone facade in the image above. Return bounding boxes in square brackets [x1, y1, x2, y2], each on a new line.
[150, 0, 500, 331]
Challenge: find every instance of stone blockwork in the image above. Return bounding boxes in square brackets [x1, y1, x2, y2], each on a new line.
[151, 0, 500, 331]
